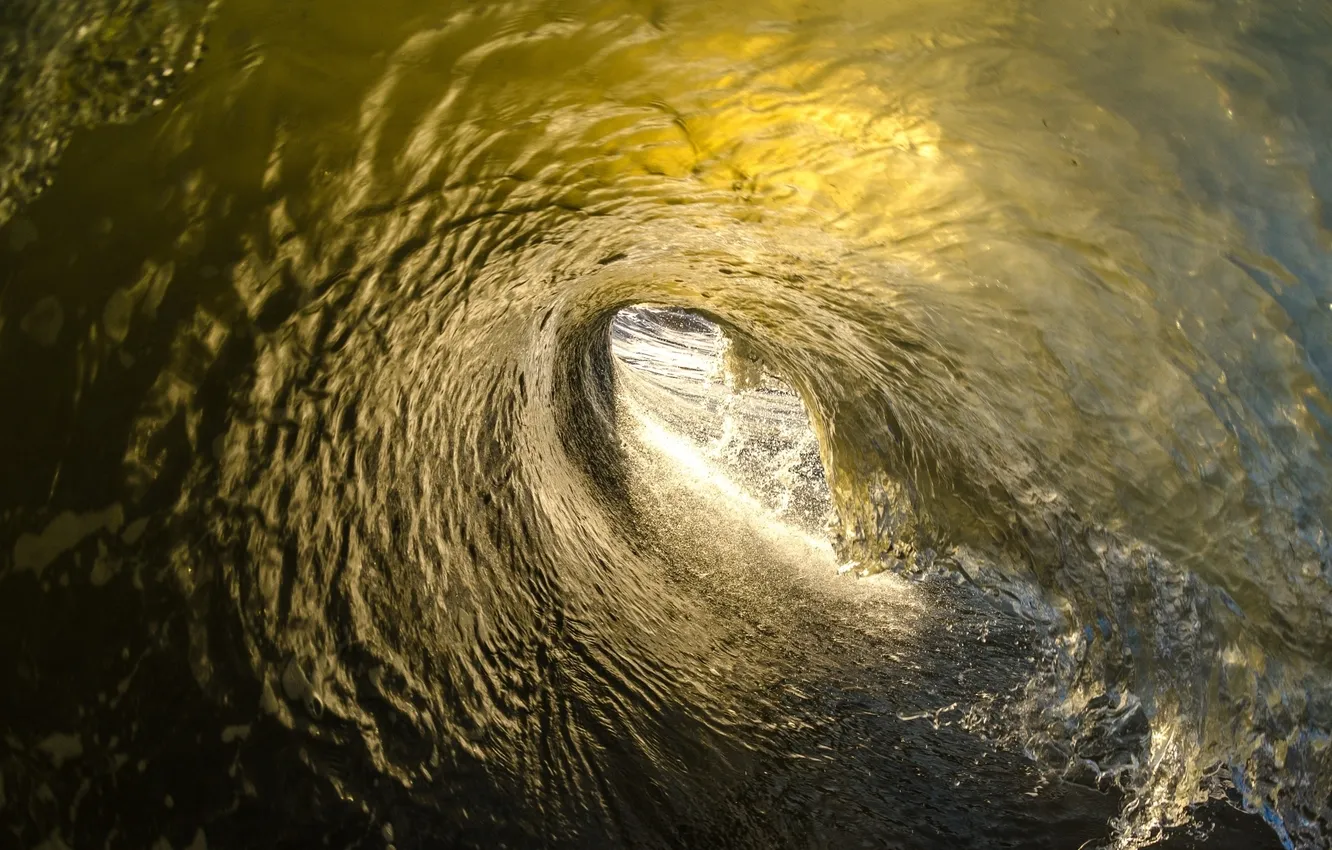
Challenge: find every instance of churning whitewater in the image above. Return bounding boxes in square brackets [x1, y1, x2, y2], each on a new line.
[1, 0, 1331, 847]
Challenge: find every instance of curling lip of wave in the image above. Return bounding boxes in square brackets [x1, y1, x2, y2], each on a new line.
[0, 0, 1330, 847]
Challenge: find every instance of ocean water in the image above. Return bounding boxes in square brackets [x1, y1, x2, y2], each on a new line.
[1, 0, 1330, 847]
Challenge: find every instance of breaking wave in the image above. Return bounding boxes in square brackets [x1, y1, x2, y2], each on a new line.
[2, 0, 1331, 847]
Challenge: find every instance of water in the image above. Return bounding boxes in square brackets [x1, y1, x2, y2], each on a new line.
[1, 0, 1330, 847]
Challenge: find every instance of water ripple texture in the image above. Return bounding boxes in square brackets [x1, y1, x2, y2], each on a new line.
[1, 0, 1330, 848]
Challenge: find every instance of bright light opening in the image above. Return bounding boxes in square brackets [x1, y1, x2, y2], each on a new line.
[609, 305, 835, 539]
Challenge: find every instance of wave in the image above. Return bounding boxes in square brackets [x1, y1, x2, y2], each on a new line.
[2, 0, 1331, 847]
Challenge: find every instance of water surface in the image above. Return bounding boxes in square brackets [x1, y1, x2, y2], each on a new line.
[1, 0, 1330, 847]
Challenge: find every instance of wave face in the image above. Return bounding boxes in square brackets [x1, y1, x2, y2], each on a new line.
[2, 0, 1331, 847]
